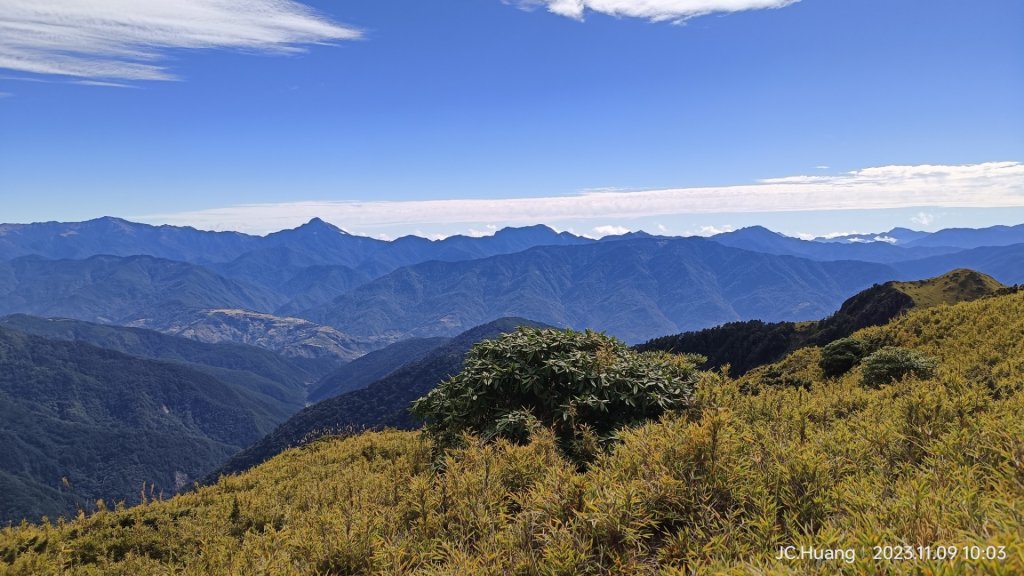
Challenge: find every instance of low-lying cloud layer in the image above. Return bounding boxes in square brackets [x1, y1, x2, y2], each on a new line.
[0, 0, 360, 81]
[515, 0, 800, 21]
[137, 162, 1024, 235]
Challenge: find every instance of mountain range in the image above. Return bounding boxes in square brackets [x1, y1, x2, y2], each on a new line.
[710, 226, 959, 262]
[807, 224, 1024, 247]
[2, 217, 1022, 348]
[6, 217, 1023, 268]
[300, 237, 902, 343]
[0, 217, 588, 273]
[2, 215, 1023, 525]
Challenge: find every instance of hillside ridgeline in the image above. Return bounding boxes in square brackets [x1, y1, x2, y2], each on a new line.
[638, 269, 1007, 375]
[2, 285, 1022, 573]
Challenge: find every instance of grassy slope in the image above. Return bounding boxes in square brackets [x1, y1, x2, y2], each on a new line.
[638, 269, 1006, 375]
[2, 292, 1023, 574]
[890, 267, 1006, 308]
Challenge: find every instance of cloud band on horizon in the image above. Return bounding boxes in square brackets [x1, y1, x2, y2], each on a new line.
[136, 162, 1024, 235]
[0, 0, 360, 81]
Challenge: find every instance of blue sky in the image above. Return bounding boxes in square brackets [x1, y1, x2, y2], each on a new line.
[1, 0, 1022, 239]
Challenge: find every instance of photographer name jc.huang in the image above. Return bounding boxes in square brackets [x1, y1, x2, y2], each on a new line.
[776, 545, 857, 564]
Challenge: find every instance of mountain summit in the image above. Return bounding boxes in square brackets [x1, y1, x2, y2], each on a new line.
[276, 218, 351, 237]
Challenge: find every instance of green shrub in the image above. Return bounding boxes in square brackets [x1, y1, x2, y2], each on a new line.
[860, 346, 938, 388]
[819, 337, 866, 378]
[411, 327, 699, 464]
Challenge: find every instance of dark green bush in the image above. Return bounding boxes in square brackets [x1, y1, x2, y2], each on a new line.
[860, 346, 938, 388]
[819, 337, 866, 378]
[411, 327, 698, 464]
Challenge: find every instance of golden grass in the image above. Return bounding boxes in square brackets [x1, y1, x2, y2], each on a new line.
[3, 291, 1024, 575]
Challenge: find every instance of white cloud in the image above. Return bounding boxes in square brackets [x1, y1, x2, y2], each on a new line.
[0, 92, 11, 98]
[0, 0, 360, 81]
[136, 161, 1024, 235]
[911, 212, 936, 227]
[514, 0, 800, 22]
[812, 231, 861, 239]
[413, 230, 447, 241]
[466, 225, 499, 238]
[796, 231, 899, 244]
[842, 236, 890, 244]
[687, 224, 735, 236]
[590, 225, 630, 238]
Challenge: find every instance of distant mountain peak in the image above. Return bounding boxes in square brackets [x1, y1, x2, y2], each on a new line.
[308, 217, 346, 232]
[490, 224, 585, 242]
[484, 224, 567, 239]
[91, 215, 131, 224]
[728, 225, 783, 237]
[283, 218, 350, 236]
[87, 216, 142, 231]
[599, 230, 657, 241]
[496, 224, 555, 234]
[710, 226, 792, 244]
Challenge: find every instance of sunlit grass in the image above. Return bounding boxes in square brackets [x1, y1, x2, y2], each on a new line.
[2, 291, 1023, 574]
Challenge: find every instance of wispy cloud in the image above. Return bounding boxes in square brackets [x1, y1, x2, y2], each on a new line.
[0, 92, 11, 98]
[911, 211, 937, 227]
[512, 0, 800, 22]
[136, 162, 1024, 235]
[73, 80, 136, 88]
[467, 225, 500, 238]
[0, 0, 360, 81]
